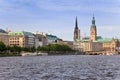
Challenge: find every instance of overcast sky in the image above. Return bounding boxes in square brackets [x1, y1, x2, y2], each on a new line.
[0, 0, 120, 40]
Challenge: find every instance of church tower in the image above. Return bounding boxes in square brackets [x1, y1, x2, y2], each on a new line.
[90, 15, 97, 41]
[74, 16, 80, 42]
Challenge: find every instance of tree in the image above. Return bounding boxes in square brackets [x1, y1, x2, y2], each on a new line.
[30, 46, 36, 52]
[0, 41, 6, 52]
[37, 44, 72, 52]
[10, 45, 22, 53]
[22, 47, 30, 52]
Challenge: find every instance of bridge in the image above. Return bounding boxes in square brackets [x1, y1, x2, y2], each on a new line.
[85, 51, 118, 55]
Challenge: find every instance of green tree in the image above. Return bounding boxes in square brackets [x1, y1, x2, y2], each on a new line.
[37, 44, 72, 52]
[10, 45, 22, 53]
[30, 46, 36, 52]
[0, 41, 6, 52]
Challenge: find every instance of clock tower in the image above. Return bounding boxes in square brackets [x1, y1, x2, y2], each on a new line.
[90, 15, 97, 41]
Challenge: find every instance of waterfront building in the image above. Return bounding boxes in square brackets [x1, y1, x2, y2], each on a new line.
[0, 29, 9, 45]
[34, 31, 61, 47]
[8, 31, 35, 47]
[34, 33, 47, 48]
[46, 34, 59, 44]
[73, 16, 120, 55]
[45, 34, 74, 48]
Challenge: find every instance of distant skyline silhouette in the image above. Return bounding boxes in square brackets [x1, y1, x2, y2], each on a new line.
[0, 0, 120, 40]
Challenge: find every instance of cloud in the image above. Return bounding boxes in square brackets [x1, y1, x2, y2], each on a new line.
[0, 0, 120, 40]
[31, 0, 120, 14]
[97, 25, 120, 38]
[79, 25, 120, 39]
[0, 0, 120, 15]
[0, 0, 35, 15]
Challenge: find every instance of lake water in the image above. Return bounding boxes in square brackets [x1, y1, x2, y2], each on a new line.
[0, 55, 120, 80]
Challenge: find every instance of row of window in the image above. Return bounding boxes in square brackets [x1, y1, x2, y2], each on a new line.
[9, 41, 25, 43]
[9, 38, 25, 40]
[10, 44, 25, 46]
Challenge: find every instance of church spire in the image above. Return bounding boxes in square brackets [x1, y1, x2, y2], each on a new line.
[92, 14, 95, 25]
[75, 16, 78, 29]
[74, 16, 80, 42]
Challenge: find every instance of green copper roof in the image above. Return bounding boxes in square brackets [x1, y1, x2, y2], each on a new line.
[82, 38, 90, 42]
[75, 35, 120, 43]
[76, 39, 81, 42]
[91, 15, 96, 29]
[75, 38, 90, 43]
[8, 31, 34, 36]
[46, 34, 59, 41]
[97, 38, 113, 43]
[92, 16, 95, 24]
[96, 36, 102, 39]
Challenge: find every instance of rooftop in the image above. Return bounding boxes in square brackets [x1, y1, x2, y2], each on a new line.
[8, 31, 34, 36]
[0, 29, 7, 33]
[97, 38, 113, 43]
[75, 36, 120, 43]
[46, 34, 59, 40]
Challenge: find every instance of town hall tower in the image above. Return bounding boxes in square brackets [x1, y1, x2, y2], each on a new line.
[90, 15, 97, 41]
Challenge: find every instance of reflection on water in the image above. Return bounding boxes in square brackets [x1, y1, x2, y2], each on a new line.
[0, 55, 120, 80]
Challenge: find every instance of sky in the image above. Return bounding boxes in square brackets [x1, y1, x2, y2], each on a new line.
[0, 0, 120, 41]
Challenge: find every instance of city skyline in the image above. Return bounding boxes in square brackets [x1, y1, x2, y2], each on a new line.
[0, 0, 120, 40]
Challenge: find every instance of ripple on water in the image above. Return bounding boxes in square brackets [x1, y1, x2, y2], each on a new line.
[0, 55, 119, 80]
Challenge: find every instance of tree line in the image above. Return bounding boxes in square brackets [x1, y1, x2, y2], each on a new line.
[0, 41, 73, 55]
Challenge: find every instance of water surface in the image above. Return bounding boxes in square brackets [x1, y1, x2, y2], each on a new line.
[0, 55, 120, 80]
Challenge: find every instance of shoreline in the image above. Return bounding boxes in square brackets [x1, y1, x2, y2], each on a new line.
[0, 52, 119, 57]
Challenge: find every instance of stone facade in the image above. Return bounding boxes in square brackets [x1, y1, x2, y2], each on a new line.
[0, 33, 9, 46]
[0, 29, 9, 46]
[8, 31, 35, 47]
[34, 33, 47, 48]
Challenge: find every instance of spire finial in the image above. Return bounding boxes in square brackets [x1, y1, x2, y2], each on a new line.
[93, 13, 95, 20]
[92, 14, 95, 24]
